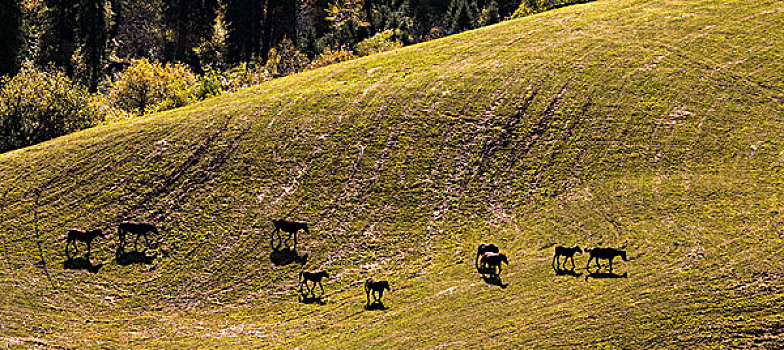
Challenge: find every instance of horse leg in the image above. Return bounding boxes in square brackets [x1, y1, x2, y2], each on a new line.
[319, 281, 325, 296]
[586, 257, 592, 271]
[292, 230, 298, 250]
[86, 242, 91, 259]
[609, 257, 614, 273]
[378, 289, 384, 303]
[570, 256, 576, 270]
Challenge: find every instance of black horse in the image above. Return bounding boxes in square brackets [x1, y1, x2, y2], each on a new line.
[553, 245, 582, 270]
[585, 247, 627, 273]
[475, 243, 499, 270]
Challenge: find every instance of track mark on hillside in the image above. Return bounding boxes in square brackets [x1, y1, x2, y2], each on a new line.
[112, 113, 236, 225]
[426, 69, 532, 234]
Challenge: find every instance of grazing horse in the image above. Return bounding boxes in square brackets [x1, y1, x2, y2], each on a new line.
[475, 243, 500, 270]
[553, 245, 582, 270]
[365, 279, 390, 305]
[585, 247, 627, 273]
[299, 270, 329, 297]
[272, 219, 310, 249]
[480, 252, 509, 276]
[64, 229, 105, 258]
[118, 222, 157, 250]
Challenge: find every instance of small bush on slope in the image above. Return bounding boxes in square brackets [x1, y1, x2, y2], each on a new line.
[0, 63, 107, 152]
[108, 58, 197, 115]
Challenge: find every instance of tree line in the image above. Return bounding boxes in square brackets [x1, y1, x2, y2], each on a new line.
[1, 0, 524, 84]
[0, 0, 589, 152]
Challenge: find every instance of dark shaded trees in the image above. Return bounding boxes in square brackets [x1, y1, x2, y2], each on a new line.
[225, 0, 264, 63]
[162, 0, 219, 70]
[0, 0, 24, 77]
[77, 0, 109, 91]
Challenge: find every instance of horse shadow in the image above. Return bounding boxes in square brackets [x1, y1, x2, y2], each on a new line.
[299, 295, 326, 305]
[482, 275, 509, 289]
[270, 248, 308, 266]
[585, 271, 628, 281]
[115, 247, 155, 266]
[365, 301, 389, 311]
[553, 266, 583, 278]
[63, 257, 102, 273]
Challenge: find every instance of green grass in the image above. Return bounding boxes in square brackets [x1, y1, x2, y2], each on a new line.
[1, 0, 783, 348]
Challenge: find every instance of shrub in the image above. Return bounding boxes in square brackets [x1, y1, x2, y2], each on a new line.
[512, 0, 591, 19]
[265, 38, 310, 78]
[108, 58, 197, 115]
[0, 63, 105, 152]
[309, 46, 357, 69]
[354, 30, 404, 57]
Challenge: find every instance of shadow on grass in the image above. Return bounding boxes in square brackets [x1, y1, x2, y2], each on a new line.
[482, 275, 509, 289]
[553, 267, 583, 278]
[270, 248, 308, 266]
[585, 271, 628, 281]
[63, 257, 102, 273]
[115, 248, 155, 266]
[298, 295, 326, 305]
[365, 301, 389, 311]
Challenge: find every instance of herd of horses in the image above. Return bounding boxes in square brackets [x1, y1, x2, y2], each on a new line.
[64, 219, 629, 308]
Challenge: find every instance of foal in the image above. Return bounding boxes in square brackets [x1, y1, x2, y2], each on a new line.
[553, 245, 582, 270]
[299, 270, 329, 297]
[118, 222, 158, 250]
[365, 279, 390, 305]
[272, 219, 310, 249]
[475, 243, 499, 270]
[64, 229, 105, 258]
[585, 247, 627, 273]
[480, 252, 509, 276]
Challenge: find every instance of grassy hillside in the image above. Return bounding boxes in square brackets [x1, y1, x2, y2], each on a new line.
[1, 0, 783, 348]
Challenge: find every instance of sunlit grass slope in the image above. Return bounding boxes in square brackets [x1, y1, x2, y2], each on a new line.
[1, 0, 783, 348]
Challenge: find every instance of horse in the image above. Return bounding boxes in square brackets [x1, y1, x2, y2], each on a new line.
[553, 245, 582, 270]
[299, 270, 329, 297]
[480, 252, 508, 277]
[475, 243, 500, 270]
[272, 219, 310, 249]
[117, 222, 158, 250]
[64, 229, 105, 258]
[585, 247, 627, 273]
[365, 279, 390, 305]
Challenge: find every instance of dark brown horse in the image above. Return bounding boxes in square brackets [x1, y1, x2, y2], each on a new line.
[118, 222, 158, 250]
[480, 252, 508, 277]
[365, 279, 390, 305]
[553, 245, 582, 270]
[585, 247, 627, 273]
[64, 229, 105, 258]
[272, 219, 310, 249]
[299, 270, 329, 297]
[475, 243, 500, 270]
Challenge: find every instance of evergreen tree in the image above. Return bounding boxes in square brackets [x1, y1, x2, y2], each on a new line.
[40, 0, 78, 76]
[162, 0, 219, 70]
[225, 0, 263, 63]
[261, 0, 297, 62]
[447, 0, 474, 34]
[77, 0, 108, 91]
[0, 0, 24, 77]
